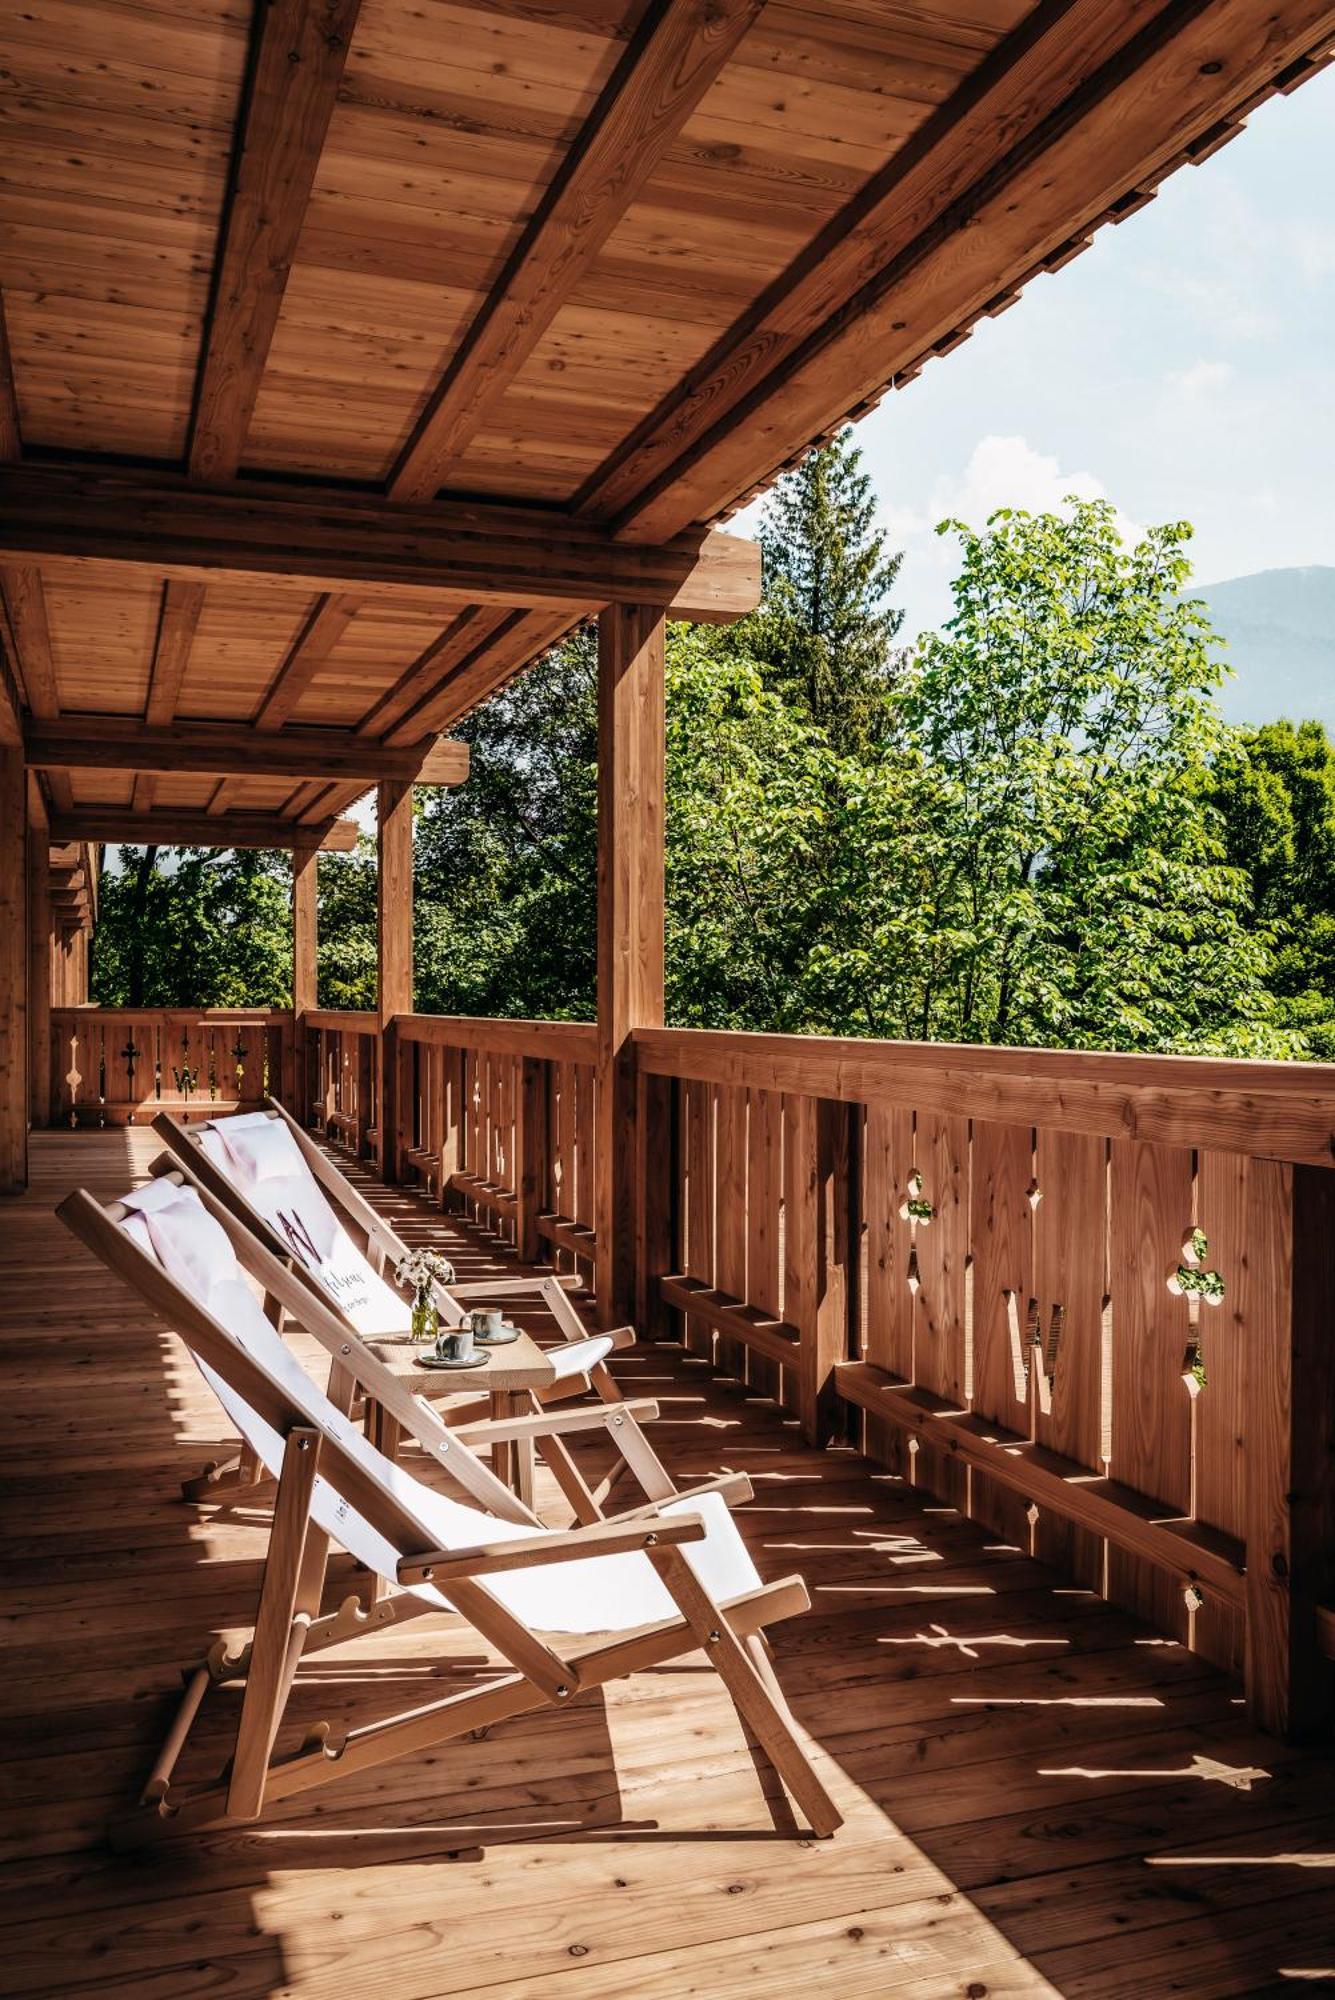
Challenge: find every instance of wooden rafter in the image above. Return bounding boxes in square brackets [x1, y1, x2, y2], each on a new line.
[253, 593, 361, 731]
[386, 610, 584, 741]
[387, 0, 765, 503]
[135, 580, 209, 810]
[25, 718, 470, 786]
[49, 808, 361, 852]
[188, 0, 362, 483]
[354, 608, 513, 741]
[0, 567, 72, 812]
[0, 467, 761, 616]
[0, 294, 19, 463]
[577, 0, 1335, 539]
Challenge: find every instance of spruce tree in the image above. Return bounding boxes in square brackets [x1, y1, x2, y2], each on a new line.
[742, 427, 905, 756]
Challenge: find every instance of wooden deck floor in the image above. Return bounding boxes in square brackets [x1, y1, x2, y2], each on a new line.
[2, 1130, 1334, 2000]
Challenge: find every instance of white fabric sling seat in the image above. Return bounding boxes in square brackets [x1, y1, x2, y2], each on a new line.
[119, 1176, 760, 1635]
[192, 1108, 612, 1385]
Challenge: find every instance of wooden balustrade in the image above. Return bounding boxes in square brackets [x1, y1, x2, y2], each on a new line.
[301, 1010, 378, 1159]
[49, 1008, 293, 1125]
[634, 1026, 1335, 1741]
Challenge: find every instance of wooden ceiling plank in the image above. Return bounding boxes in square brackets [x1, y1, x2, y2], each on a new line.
[387, 0, 765, 503]
[25, 717, 470, 784]
[188, 0, 363, 482]
[354, 607, 502, 740]
[581, 0, 1335, 538]
[0, 467, 761, 617]
[49, 808, 361, 852]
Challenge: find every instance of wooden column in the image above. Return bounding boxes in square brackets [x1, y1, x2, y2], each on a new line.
[376, 779, 414, 1182]
[291, 837, 319, 1014]
[594, 604, 665, 1328]
[26, 799, 51, 1130]
[1244, 1160, 1335, 1740]
[290, 837, 318, 1115]
[0, 746, 28, 1190]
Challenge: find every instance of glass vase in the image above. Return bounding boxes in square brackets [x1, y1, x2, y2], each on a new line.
[410, 1287, 439, 1345]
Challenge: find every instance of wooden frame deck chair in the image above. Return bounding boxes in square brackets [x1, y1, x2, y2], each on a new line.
[152, 1102, 647, 1499]
[58, 1173, 842, 1840]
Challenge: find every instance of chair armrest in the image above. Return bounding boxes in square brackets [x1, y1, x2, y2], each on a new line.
[454, 1397, 659, 1447]
[397, 1510, 704, 1585]
[448, 1275, 580, 1299]
[606, 1472, 755, 1520]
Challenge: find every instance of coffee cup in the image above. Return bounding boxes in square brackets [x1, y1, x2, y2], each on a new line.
[467, 1306, 506, 1342]
[435, 1324, 476, 1364]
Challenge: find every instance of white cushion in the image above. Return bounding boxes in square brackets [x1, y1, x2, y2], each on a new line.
[119, 1186, 761, 1635]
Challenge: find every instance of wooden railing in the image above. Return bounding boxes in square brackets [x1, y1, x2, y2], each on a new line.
[302, 1009, 379, 1158]
[633, 1027, 1335, 1739]
[49, 1008, 293, 1125]
[387, 1016, 600, 1279]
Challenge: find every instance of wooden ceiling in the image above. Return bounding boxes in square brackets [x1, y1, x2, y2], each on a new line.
[0, 0, 1331, 845]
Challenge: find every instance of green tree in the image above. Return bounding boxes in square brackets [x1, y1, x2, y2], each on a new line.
[92, 847, 292, 1007]
[805, 501, 1283, 1053]
[736, 428, 905, 756]
[1210, 719, 1335, 1055]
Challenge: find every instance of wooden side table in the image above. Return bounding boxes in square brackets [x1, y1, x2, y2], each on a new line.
[362, 1328, 559, 1509]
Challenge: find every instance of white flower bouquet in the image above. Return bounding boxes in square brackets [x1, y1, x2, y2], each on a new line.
[394, 1247, 456, 1342]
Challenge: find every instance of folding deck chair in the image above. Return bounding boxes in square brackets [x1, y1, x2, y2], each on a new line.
[59, 1172, 842, 1839]
[152, 1102, 647, 1511]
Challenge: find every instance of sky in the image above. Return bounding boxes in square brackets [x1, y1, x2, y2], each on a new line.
[737, 63, 1335, 645]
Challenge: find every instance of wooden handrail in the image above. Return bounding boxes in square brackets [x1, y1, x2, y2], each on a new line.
[301, 1008, 376, 1033]
[633, 1026, 1335, 1167]
[395, 1014, 597, 1061]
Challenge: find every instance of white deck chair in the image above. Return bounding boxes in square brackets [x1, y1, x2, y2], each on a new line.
[59, 1176, 841, 1840]
[152, 1102, 654, 1511]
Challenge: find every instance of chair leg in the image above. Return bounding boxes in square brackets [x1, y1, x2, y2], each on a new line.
[226, 1426, 322, 1823]
[651, 1547, 843, 1838]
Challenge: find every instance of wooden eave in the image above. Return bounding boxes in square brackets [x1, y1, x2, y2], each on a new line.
[0, 0, 1331, 843]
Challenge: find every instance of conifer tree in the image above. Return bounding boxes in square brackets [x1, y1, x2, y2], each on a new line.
[741, 427, 905, 755]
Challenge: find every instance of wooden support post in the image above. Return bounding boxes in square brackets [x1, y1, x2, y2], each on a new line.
[376, 778, 413, 1183]
[0, 746, 27, 1190]
[785, 1096, 851, 1448]
[594, 604, 665, 1329]
[288, 837, 319, 1114]
[292, 838, 318, 1015]
[1245, 1161, 1335, 1741]
[26, 793, 50, 1130]
[516, 1054, 547, 1265]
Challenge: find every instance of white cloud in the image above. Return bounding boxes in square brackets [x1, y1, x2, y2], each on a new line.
[1165, 359, 1236, 397]
[877, 435, 1141, 641]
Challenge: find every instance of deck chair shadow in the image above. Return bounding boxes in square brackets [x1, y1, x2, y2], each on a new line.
[58, 1174, 842, 1841]
[151, 1101, 652, 1513]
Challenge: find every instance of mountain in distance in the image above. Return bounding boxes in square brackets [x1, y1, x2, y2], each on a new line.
[1193, 566, 1335, 733]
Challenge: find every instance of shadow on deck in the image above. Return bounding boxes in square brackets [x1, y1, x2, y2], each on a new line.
[1, 1130, 1332, 1999]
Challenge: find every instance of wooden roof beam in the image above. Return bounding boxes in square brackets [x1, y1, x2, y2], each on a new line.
[577, 0, 1335, 540]
[0, 467, 760, 617]
[48, 809, 361, 852]
[188, 0, 362, 482]
[24, 719, 470, 786]
[387, 0, 764, 503]
[135, 579, 209, 810]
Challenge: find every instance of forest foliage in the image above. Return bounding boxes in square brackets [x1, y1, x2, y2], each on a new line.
[92, 432, 1335, 1059]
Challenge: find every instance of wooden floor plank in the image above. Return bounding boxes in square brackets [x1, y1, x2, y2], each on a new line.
[0, 1129, 1332, 1997]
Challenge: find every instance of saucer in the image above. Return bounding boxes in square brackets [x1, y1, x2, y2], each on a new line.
[471, 1320, 521, 1345]
[416, 1348, 492, 1371]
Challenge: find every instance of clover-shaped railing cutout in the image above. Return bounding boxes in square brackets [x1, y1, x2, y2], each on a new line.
[1169, 1224, 1224, 1396]
[899, 1168, 934, 1226]
[1008, 1290, 1049, 1407]
[1168, 1226, 1226, 1305]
